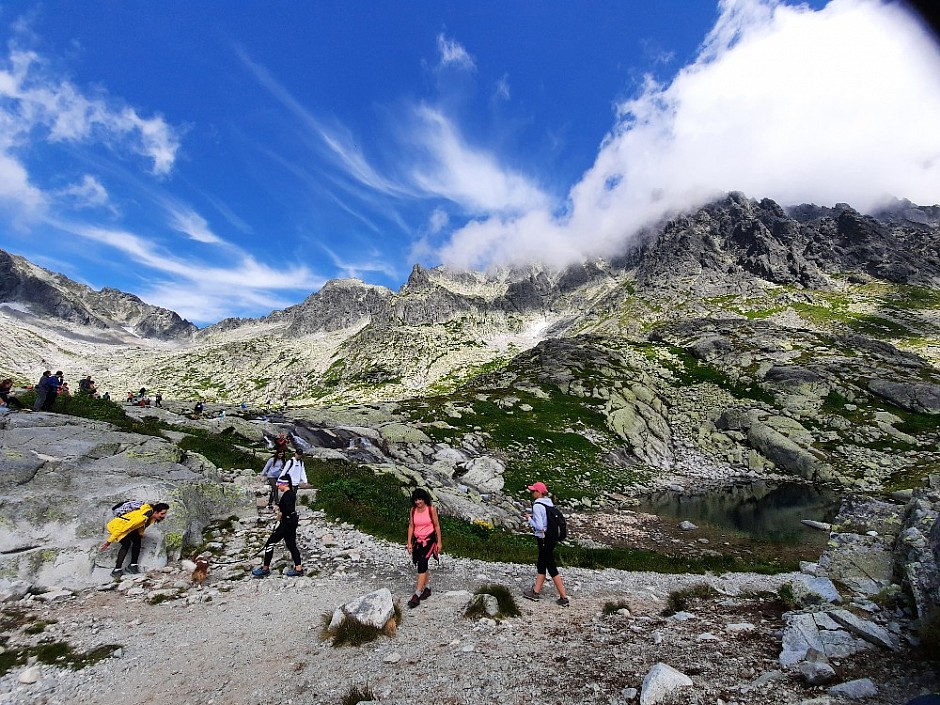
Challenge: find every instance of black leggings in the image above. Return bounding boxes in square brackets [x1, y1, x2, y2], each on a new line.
[536, 537, 559, 578]
[262, 517, 301, 567]
[116, 533, 142, 568]
[266, 478, 280, 507]
[2, 396, 23, 409]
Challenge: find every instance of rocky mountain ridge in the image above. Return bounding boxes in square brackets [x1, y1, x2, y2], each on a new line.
[0, 249, 196, 341]
[2, 192, 939, 502]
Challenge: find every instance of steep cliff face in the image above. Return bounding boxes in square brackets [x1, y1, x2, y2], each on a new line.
[279, 278, 393, 335]
[0, 249, 196, 340]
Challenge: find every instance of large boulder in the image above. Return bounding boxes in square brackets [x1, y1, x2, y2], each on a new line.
[867, 379, 940, 415]
[0, 413, 252, 589]
[747, 421, 832, 481]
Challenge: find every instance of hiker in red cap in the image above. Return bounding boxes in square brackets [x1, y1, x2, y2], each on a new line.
[522, 481, 570, 606]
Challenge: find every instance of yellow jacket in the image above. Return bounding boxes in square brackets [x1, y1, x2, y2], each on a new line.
[105, 504, 156, 544]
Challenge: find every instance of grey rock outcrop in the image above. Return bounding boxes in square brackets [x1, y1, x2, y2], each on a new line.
[0, 412, 251, 588]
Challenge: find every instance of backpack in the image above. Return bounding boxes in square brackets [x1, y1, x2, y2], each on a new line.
[111, 500, 146, 516]
[536, 499, 568, 542]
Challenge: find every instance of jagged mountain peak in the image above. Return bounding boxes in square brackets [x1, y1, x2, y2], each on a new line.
[0, 248, 195, 340]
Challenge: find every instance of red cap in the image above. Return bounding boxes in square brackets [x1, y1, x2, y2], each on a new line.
[527, 481, 548, 493]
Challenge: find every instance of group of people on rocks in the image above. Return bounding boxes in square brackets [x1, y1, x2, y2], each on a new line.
[127, 388, 161, 407]
[0, 370, 111, 414]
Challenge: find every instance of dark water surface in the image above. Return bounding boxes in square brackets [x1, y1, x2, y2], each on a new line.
[636, 481, 841, 543]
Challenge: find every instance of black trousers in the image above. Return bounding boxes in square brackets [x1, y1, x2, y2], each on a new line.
[116, 532, 142, 568]
[536, 537, 559, 578]
[41, 390, 57, 411]
[263, 517, 301, 567]
[2, 396, 23, 409]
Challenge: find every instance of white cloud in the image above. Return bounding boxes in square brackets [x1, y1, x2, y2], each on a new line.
[428, 207, 449, 234]
[0, 150, 45, 215]
[437, 0, 940, 270]
[168, 206, 223, 245]
[58, 174, 110, 209]
[0, 48, 180, 176]
[494, 73, 511, 101]
[320, 244, 399, 281]
[406, 105, 550, 215]
[48, 218, 322, 324]
[437, 34, 476, 71]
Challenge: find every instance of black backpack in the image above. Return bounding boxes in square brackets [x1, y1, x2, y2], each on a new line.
[536, 499, 568, 542]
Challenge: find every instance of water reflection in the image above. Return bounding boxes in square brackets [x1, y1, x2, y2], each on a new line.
[636, 481, 841, 543]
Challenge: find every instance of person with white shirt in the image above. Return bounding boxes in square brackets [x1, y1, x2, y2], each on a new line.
[281, 449, 309, 488]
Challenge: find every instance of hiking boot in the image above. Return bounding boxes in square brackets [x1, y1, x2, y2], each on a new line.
[407, 594, 421, 608]
[285, 568, 304, 577]
[420, 587, 431, 600]
[110, 568, 123, 577]
[251, 567, 270, 578]
[124, 564, 140, 574]
[522, 588, 541, 601]
[556, 597, 570, 607]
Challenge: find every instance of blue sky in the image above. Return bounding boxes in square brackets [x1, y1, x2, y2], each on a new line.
[0, 1, 938, 326]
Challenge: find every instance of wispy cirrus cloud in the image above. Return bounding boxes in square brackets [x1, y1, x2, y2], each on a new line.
[234, 46, 412, 199]
[436, 0, 940, 271]
[49, 217, 322, 322]
[56, 174, 112, 210]
[240, 46, 547, 219]
[437, 34, 476, 71]
[404, 105, 549, 215]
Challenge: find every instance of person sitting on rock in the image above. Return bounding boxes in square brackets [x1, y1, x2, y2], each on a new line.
[100, 502, 170, 576]
[0, 379, 25, 410]
[252, 477, 303, 578]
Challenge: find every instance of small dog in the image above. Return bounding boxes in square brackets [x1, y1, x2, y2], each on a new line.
[190, 555, 210, 585]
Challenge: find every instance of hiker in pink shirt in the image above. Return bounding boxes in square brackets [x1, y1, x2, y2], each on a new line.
[406, 488, 442, 608]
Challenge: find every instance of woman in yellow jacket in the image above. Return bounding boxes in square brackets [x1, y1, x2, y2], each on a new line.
[100, 502, 170, 576]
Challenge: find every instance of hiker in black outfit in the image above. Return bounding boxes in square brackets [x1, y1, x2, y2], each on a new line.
[41, 371, 63, 411]
[252, 477, 304, 577]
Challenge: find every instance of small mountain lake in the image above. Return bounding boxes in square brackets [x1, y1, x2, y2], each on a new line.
[635, 480, 841, 544]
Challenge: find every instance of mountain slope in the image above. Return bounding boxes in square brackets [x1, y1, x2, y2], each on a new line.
[0, 249, 196, 340]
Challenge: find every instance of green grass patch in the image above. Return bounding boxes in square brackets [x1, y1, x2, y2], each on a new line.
[322, 603, 401, 647]
[661, 583, 720, 616]
[642, 343, 775, 405]
[177, 431, 262, 471]
[308, 460, 793, 573]
[464, 584, 521, 620]
[0, 641, 122, 676]
[23, 619, 56, 635]
[18, 391, 167, 437]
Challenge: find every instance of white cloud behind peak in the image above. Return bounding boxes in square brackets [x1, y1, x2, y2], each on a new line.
[437, 0, 940, 271]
